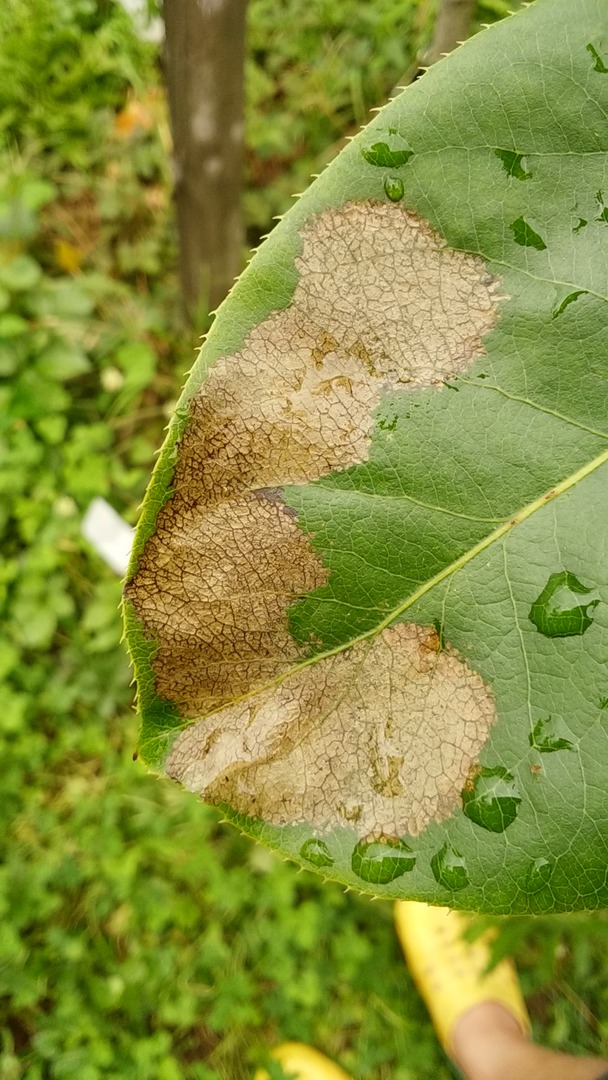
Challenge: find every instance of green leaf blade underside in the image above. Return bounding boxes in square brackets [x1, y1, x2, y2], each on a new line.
[124, 0, 608, 913]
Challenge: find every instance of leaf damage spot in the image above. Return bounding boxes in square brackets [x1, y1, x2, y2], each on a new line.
[126, 494, 328, 716]
[362, 142, 414, 167]
[529, 570, 598, 638]
[494, 149, 531, 181]
[165, 623, 497, 838]
[587, 43, 608, 73]
[529, 715, 574, 754]
[126, 201, 502, 719]
[509, 216, 547, 251]
[595, 190, 608, 224]
[552, 290, 587, 319]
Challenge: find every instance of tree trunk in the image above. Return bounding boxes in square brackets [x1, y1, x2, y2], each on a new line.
[163, 0, 247, 317]
[394, 0, 475, 89]
[422, 0, 476, 66]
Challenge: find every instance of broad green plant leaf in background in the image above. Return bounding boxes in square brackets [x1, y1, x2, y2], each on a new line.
[124, 0, 608, 914]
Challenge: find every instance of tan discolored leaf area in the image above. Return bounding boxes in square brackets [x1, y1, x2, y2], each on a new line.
[126, 200, 501, 718]
[165, 624, 497, 838]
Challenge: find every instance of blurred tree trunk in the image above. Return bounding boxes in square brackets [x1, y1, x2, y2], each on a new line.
[422, 0, 475, 65]
[163, 0, 247, 317]
[396, 0, 475, 87]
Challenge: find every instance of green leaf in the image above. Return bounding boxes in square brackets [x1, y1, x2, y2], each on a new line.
[0, 313, 27, 337]
[29, 279, 94, 319]
[124, 0, 608, 913]
[35, 340, 91, 381]
[114, 341, 157, 398]
[0, 253, 42, 291]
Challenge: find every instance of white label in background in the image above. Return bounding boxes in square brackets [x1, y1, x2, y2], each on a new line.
[82, 497, 134, 577]
[114, 0, 164, 42]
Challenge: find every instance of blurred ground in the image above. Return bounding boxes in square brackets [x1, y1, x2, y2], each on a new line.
[1, 1, 608, 1077]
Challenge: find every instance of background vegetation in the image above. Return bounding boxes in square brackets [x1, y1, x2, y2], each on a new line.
[1, 0, 608, 1076]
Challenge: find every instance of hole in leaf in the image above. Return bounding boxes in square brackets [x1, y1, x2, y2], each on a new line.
[494, 148, 531, 180]
[587, 43, 608, 73]
[529, 716, 574, 754]
[529, 571, 598, 638]
[362, 142, 414, 168]
[509, 216, 547, 250]
[552, 290, 587, 318]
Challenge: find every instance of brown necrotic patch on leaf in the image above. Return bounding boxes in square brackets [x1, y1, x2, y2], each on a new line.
[165, 623, 497, 838]
[294, 201, 502, 393]
[125, 494, 328, 715]
[126, 201, 502, 718]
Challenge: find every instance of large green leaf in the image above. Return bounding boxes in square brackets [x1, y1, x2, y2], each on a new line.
[124, 0, 608, 914]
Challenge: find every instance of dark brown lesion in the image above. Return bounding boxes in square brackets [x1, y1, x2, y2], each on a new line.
[125, 487, 328, 717]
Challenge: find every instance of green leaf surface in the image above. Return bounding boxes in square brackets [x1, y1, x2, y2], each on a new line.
[124, 0, 608, 913]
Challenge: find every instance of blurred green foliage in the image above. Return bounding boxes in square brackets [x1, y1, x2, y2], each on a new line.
[244, 0, 425, 230]
[0, 0, 607, 1077]
[244, 0, 514, 233]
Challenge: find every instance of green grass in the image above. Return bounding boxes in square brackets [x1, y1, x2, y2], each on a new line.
[1, 0, 607, 1076]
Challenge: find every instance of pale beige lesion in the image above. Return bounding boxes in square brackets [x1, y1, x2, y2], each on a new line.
[166, 624, 497, 838]
[126, 199, 502, 754]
